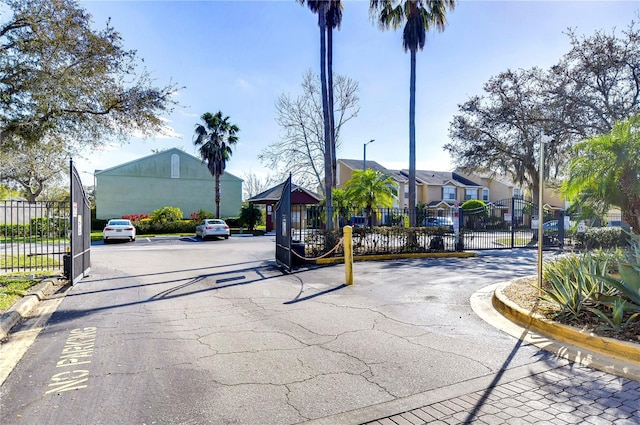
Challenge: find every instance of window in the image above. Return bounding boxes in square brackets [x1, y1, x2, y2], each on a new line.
[465, 189, 477, 200]
[513, 187, 523, 199]
[443, 186, 455, 200]
[171, 154, 180, 178]
[482, 188, 489, 202]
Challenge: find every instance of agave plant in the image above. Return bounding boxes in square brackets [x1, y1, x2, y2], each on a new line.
[540, 270, 587, 320]
[595, 232, 640, 310]
[588, 299, 639, 332]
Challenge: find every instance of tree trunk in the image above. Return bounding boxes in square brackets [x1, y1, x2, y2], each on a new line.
[620, 167, 640, 234]
[408, 48, 417, 227]
[215, 173, 221, 219]
[328, 25, 336, 191]
[319, 6, 333, 230]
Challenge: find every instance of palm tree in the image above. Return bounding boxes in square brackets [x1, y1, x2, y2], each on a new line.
[326, 1, 343, 190]
[239, 203, 263, 231]
[331, 187, 350, 227]
[345, 169, 398, 226]
[193, 111, 239, 218]
[370, 0, 456, 226]
[563, 115, 640, 233]
[300, 0, 334, 229]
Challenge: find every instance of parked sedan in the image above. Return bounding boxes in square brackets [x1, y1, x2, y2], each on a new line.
[103, 219, 136, 243]
[422, 216, 454, 231]
[196, 219, 230, 240]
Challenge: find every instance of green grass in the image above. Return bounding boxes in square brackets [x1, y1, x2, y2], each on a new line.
[0, 236, 68, 244]
[496, 237, 532, 246]
[0, 272, 51, 312]
[0, 255, 60, 270]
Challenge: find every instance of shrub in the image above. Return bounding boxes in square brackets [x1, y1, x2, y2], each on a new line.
[461, 199, 488, 215]
[190, 209, 214, 222]
[150, 206, 184, 223]
[122, 213, 150, 223]
[30, 217, 69, 238]
[92, 218, 108, 231]
[224, 217, 241, 227]
[135, 219, 195, 235]
[577, 227, 627, 249]
[239, 204, 262, 230]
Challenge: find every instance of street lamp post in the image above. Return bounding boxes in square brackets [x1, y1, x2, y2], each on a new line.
[538, 134, 553, 294]
[363, 139, 374, 170]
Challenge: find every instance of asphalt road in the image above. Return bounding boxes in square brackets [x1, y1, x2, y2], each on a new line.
[0, 236, 555, 424]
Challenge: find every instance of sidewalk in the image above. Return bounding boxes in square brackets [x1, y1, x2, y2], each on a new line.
[364, 365, 640, 425]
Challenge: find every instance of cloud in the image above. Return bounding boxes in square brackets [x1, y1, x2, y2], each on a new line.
[130, 117, 182, 139]
[236, 78, 253, 92]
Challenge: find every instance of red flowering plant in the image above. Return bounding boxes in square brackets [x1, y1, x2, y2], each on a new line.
[122, 213, 149, 224]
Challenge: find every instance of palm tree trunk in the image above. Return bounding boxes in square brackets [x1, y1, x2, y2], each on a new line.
[408, 47, 417, 227]
[319, 6, 333, 230]
[620, 167, 640, 234]
[215, 174, 221, 219]
[328, 25, 336, 191]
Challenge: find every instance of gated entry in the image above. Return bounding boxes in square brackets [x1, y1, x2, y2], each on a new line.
[274, 175, 292, 271]
[459, 198, 564, 250]
[68, 160, 91, 283]
[0, 160, 91, 278]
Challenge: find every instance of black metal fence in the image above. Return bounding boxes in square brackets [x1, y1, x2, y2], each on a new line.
[1, 200, 70, 273]
[458, 198, 566, 250]
[299, 206, 461, 257]
[294, 201, 629, 255]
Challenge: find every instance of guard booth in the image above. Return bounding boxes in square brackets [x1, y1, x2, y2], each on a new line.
[246, 181, 322, 234]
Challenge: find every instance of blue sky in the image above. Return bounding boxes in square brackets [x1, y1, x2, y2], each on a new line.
[76, 0, 639, 184]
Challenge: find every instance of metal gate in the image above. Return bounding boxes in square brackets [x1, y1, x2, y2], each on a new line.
[274, 175, 292, 271]
[1, 199, 70, 273]
[459, 198, 564, 250]
[68, 159, 91, 284]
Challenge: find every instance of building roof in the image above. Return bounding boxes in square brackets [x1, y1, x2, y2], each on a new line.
[338, 159, 482, 187]
[426, 200, 457, 208]
[456, 169, 516, 188]
[339, 159, 408, 183]
[94, 147, 242, 181]
[411, 170, 481, 187]
[247, 181, 322, 204]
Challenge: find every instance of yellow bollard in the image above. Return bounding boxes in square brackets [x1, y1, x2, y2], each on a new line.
[344, 225, 353, 285]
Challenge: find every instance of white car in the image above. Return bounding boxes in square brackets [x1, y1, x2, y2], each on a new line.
[103, 219, 136, 243]
[196, 219, 230, 240]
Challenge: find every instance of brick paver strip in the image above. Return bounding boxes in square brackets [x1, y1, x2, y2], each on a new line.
[430, 402, 456, 416]
[440, 399, 465, 413]
[447, 396, 475, 410]
[398, 412, 423, 425]
[408, 408, 435, 422]
[353, 361, 640, 425]
[420, 405, 446, 420]
[387, 415, 412, 425]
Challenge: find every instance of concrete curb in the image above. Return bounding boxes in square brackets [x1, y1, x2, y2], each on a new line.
[316, 251, 477, 265]
[489, 280, 640, 381]
[0, 278, 65, 341]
